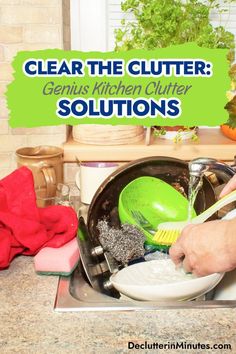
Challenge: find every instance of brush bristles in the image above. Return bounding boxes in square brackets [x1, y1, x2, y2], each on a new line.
[152, 229, 181, 246]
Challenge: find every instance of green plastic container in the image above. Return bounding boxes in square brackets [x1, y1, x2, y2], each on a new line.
[118, 176, 196, 246]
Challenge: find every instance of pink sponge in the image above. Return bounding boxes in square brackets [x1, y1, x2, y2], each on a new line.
[34, 238, 80, 276]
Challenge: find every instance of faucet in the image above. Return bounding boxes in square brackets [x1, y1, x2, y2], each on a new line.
[188, 157, 236, 183]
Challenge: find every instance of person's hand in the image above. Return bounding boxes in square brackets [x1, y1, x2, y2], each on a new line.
[220, 174, 236, 198]
[169, 219, 236, 276]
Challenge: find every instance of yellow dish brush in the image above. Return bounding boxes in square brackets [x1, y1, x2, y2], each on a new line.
[152, 189, 236, 246]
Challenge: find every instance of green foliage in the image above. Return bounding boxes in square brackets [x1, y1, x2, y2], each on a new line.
[115, 0, 236, 129]
[153, 127, 198, 143]
[115, 0, 235, 51]
[225, 96, 236, 128]
[153, 127, 166, 138]
[229, 63, 236, 83]
[226, 62, 236, 128]
[172, 128, 199, 143]
[226, 115, 236, 128]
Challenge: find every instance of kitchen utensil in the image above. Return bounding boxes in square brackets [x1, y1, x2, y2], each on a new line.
[118, 176, 196, 245]
[153, 189, 236, 246]
[131, 210, 156, 235]
[16, 145, 63, 207]
[97, 220, 145, 265]
[34, 237, 80, 276]
[110, 259, 224, 301]
[75, 162, 119, 204]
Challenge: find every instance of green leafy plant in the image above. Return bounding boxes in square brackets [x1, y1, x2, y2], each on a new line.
[115, 0, 235, 138]
[225, 62, 236, 129]
[153, 127, 198, 143]
[115, 0, 235, 52]
[153, 127, 166, 138]
[173, 128, 199, 143]
[229, 63, 236, 87]
[225, 95, 236, 128]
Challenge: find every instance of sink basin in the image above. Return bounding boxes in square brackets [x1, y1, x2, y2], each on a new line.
[53, 156, 236, 312]
[54, 262, 236, 312]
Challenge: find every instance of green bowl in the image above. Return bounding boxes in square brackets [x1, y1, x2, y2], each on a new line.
[118, 176, 196, 246]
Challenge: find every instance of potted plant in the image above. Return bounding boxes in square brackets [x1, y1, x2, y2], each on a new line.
[153, 126, 199, 143]
[115, 0, 235, 143]
[221, 64, 236, 141]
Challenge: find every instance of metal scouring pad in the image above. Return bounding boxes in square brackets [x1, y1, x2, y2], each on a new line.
[97, 220, 146, 265]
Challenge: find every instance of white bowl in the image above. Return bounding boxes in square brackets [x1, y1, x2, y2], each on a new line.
[110, 260, 224, 301]
[158, 129, 196, 141]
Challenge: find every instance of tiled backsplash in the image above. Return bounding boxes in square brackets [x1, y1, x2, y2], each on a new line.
[0, 0, 70, 179]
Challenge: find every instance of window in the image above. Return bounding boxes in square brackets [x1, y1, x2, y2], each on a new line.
[107, 0, 133, 50]
[210, 2, 236, 47]
[70, 0, 129, 51]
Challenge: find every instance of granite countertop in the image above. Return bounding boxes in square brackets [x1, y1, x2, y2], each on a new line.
[1, 256, 236, 354]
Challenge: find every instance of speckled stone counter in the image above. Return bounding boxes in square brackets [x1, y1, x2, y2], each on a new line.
[0, 256, 236, 354]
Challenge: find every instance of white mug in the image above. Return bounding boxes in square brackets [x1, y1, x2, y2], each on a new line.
[75, 162, 119, 204]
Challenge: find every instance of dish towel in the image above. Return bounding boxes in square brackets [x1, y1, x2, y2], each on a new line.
[0, 166, 78, 269]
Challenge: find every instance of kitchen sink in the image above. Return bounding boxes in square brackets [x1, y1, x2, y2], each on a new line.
[54, 261, 236, 312]
[54, 158, 236, 312]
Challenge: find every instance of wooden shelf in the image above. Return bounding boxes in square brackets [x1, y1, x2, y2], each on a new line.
[63, 128, 236, 162]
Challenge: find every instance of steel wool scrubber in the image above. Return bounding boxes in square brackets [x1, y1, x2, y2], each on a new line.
[97, 220, 145, 265]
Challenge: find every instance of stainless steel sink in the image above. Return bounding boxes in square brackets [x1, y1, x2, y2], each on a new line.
[54, 180, 236, 312]
[54, 262, 236, 312]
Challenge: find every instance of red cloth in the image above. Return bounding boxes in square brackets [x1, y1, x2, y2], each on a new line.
[0, 167, 78, 269]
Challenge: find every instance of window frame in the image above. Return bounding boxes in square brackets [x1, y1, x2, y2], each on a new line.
[70, 0, 108, 51]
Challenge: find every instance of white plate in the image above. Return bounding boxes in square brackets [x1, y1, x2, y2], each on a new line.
[110, 259, 224, 301]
